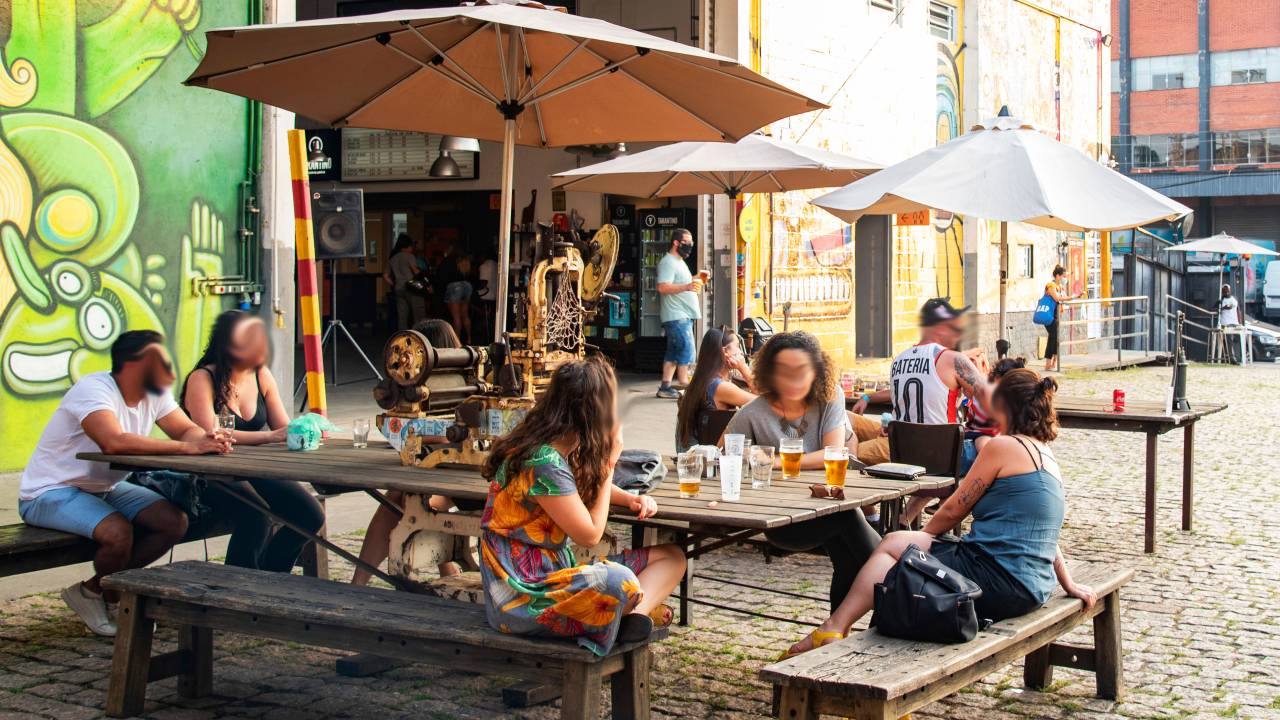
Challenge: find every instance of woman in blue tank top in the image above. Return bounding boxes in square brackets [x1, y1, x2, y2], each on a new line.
[781, 368, 1097, 658]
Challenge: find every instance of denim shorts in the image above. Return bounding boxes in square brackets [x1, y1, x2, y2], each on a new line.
[18, 479, 168, 539]
[662, 319, 695, 365]
[958, 438, 978, 477]
[444, 281, 473, 303]
[930, 538, 1041, 622]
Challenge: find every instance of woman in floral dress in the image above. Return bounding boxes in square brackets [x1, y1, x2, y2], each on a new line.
[480, 358, 687, 655]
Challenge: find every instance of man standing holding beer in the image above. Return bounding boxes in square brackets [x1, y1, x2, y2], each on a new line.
[655, 228, 703, 399]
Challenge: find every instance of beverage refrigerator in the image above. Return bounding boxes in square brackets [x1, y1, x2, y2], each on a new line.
[635, 207, 698, 372]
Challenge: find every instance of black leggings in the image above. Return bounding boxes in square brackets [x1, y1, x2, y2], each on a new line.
[765, 509, 881, 612]
[206, 479, 326, 573]
[1044, 319, 1060, 360]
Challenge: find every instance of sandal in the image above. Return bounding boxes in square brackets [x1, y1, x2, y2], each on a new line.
[648, 604, 674, 629]
[618, 612, 654, 644]
[777, 629, 846, 661]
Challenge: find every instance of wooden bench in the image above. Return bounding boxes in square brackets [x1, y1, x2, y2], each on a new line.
[0, 499, 331, 580]
[102, 561, 664, 720]
[760, 565, 1133, 719]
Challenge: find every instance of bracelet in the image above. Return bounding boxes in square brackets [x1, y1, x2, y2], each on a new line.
[860, 393, 871, 404]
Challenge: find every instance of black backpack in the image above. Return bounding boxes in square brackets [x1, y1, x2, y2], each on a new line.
[870, 543, 986, 644]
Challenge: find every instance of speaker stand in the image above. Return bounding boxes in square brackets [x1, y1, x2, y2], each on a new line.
[296, 262, 383, 412]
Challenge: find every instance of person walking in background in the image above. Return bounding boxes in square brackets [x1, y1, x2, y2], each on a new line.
[655, 228, 702, 399]
[182, 311, 325, 574]
[384, 234, 425, 331]
[1039, 265, 1081, 372]
[440, 253, 474, 344]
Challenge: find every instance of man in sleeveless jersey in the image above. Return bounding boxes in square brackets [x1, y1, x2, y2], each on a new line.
[851, 299, 992, 523]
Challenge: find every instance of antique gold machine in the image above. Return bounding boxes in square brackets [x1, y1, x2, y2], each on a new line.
[373, 223, 620, 470]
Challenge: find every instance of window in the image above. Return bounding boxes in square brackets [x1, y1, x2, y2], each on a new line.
[1213, 128, 1280, 165]
[1130, 134, 1200, 168]
[1019, 245, 1034, 279]
[1110, 60, 1121, 91]
[1129, 54, 1198, 91]
[928, 2, 956, 41]
[869, 0, 898, 11]
[1211, 47, 1280, 86]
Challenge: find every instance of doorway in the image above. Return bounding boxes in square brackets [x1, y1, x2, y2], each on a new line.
[855, 215, 891, 357]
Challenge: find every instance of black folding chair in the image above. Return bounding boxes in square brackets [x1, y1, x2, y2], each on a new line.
[887, 421, 964, 531]
[695, 409, 737, 446]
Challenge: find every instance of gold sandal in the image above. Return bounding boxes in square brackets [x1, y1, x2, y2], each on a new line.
[648, 604, 674, 629]
[777, 629, 845, 661]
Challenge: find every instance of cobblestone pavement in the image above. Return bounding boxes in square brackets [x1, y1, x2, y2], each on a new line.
[1, 363, 1278, 719]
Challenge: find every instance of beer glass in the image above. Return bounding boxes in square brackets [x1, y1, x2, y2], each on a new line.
[780, 438, 804, 479]
[352, 418, 371, 448]
[676, 451, 704, 498]
[824, 445, 849, 489]
[723, 433, 746, 458]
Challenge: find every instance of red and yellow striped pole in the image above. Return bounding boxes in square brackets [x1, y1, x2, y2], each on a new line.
[287, 129, 327, 416]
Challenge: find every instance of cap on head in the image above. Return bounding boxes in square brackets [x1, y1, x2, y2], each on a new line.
[919, 297, 970, 327]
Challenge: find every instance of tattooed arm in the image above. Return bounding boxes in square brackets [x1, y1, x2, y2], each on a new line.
[950, 349, 992, 407]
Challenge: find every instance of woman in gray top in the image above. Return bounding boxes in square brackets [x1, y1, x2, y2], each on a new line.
[383, 234, 426, 330]
[724, 332, 881, 612]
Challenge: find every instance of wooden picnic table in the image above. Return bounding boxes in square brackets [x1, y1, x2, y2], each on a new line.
[845, 391, 1227, 553]
[80, 442, 952, 627]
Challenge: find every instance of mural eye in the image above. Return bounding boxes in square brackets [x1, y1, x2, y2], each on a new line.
[48, 260, 96, 305]
[78, 298, 121, 350]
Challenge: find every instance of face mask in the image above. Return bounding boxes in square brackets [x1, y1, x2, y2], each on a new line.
[677, 243, 693, 258]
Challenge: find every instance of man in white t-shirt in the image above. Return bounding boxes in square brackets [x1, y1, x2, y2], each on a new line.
[1219, 284, 1244, 363]
[18, 330, 231, 636]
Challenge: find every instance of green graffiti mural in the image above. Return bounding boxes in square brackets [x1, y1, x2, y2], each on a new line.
[0, 0, 250, 470]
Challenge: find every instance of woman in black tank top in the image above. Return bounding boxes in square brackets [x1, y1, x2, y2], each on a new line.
[181, 311, 325, 573]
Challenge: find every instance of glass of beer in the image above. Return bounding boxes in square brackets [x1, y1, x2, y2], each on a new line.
[676, 451, 704, 498]
[824, 445, 849, 489]
[780, 438, 804, 479]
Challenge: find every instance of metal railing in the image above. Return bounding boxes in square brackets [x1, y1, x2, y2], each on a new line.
[1058, 295, 1151, 364]
[1165, 295, 1215, 350]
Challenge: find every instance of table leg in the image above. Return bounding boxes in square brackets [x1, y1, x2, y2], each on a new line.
[679, 530, 693, 627]
[1144, 432, 1157, 554]
[1182, 423, 1194, 532]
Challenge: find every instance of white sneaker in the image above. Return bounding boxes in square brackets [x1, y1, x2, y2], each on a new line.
[61, 583, 117, 637]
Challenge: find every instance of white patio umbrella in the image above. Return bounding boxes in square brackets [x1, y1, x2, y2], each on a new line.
[185, 1, 824, 337]
[1167, 233, 1278, 322]
[550, 134, 881, 198]
[812, 108, 1192, 341]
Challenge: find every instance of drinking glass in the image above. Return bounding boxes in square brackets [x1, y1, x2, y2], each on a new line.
[718, 455, 742, 502]
[723, 433, 746, 458]
[353, 418, 371, 449]
[676, 451, 704, 498]
[749, 445, 775, 489]
[824, 445, 849, 489]
[217, 412, 235, 439]
[780, 438, 804, 479]
[839, 371, 856, 396]
[696, 444, 719, 479]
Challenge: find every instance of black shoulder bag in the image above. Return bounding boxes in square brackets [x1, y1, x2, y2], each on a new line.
[870, 543, 986, 643]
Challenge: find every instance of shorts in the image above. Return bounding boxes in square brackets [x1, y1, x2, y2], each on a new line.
[18, 479, 169, 539]
[929, 538, 1041, 622]
[662, 318, 695, 365]
[444, 281, 473, 303]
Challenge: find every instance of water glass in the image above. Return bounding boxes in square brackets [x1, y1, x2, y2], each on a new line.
[353, 418, 370, 448]
[780, 437, 804, 479]
[749, 445, 775, 489]
[217, 411, 235, 439]
[718, 455, 742, 502]
[676, 451, 705, 498]
[839, 371, 856, 395]
[723, 433, 746, 458]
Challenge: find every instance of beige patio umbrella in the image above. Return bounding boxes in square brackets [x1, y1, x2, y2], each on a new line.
[550, 134, 881, 198]
[812, 108, 1191, 342]
[186, 1, 825, 336]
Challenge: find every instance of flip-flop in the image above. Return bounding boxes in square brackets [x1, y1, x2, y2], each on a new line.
[618, 613, 654, 643]
[777, 629, 845, 661]
[648, 604, 674, 629]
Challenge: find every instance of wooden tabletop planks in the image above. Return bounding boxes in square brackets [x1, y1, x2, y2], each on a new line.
[79, 444, 953, 531]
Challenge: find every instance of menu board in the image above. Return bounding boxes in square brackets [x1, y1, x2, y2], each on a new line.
[341, 129, 477, 182]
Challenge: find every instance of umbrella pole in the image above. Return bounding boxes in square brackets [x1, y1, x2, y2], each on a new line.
[998, 220, 1008, 343]
[495, 117, 517, 340]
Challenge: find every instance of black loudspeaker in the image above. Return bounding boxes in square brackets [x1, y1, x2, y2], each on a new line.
[311, 189, 365, 259]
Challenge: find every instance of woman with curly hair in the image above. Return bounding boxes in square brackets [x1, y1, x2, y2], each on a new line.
[724, 332, 881, 613]
[480, 357, 686, 655]
[780, 368, 1096, 658]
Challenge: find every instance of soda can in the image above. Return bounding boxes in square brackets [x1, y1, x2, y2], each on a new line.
[1113, 389, 1125, 411]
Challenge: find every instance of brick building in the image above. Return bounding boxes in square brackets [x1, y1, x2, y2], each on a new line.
[1112, 0, 1280, 310]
